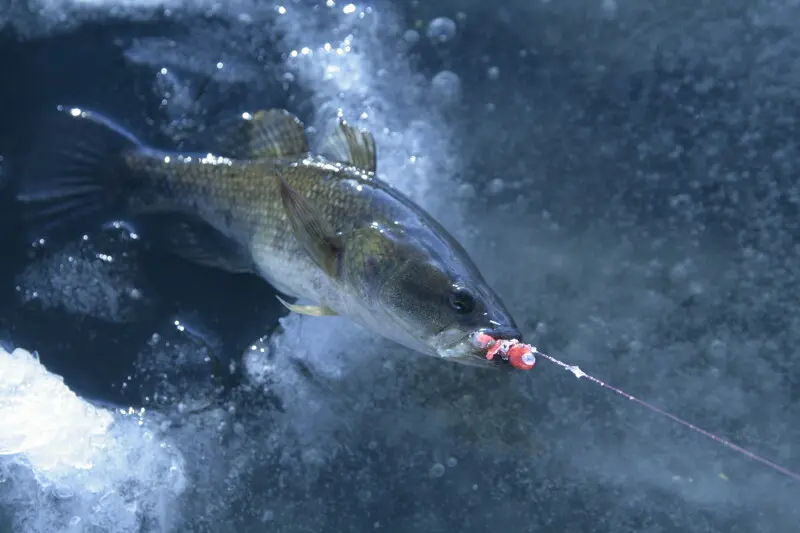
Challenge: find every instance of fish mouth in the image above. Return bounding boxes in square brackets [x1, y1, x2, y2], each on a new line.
[436, 326, 523, 369]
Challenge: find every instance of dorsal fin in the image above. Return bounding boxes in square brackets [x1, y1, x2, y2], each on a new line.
[213, 109, 309, 160]
[319, 118, 377, 173]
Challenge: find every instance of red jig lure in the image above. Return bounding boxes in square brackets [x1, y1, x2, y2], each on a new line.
[473, 332, 536, 370]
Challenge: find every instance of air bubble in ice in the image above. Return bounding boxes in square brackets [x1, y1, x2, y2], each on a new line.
[602, 0, 617, 16]
[427, 17, 456, 44]
[669, 259, 693, 283]
[429, 462, 445, 477]
[431, 70, 461, 105]
[708, 339, 726, 359]
[403, 29, 420, 45]
[487, 178, 505, 194]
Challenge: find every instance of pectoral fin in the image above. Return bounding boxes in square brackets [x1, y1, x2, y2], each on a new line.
[276, 171, 344, 279]
[276, 295, 338, 316]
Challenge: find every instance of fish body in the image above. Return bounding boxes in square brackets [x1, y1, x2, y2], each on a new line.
[16, 106, 522, 367]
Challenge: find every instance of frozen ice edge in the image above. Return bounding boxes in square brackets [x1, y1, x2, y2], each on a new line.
[0, 344, 186, 532]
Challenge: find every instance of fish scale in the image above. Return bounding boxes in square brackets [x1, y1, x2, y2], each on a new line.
[123, 148, 427, 304]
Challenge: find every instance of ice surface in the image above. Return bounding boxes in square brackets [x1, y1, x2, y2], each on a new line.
[14, 225, 154, 324]
[3, 0, 800, 532]
[0, 345, 186, 533]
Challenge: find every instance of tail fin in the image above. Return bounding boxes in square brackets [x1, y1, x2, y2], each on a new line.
[15, 105, 144, 247]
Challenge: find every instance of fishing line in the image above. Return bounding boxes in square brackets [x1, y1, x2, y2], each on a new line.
[532, 346, 800, 482]
[474, 333, 799, 481]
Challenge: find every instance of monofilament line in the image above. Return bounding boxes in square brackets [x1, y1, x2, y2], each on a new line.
[531, 347, 800, 482]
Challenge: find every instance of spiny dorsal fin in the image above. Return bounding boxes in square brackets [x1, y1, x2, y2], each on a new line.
[319, 118, 377, 173]
[213, 109, 309, 160]
[242, 109, 309, 159]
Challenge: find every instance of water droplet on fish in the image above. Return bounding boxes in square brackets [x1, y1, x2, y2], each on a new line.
[427, 17, 457, 43]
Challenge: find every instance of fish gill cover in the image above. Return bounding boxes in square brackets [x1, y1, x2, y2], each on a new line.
[0, 0, 799, 532]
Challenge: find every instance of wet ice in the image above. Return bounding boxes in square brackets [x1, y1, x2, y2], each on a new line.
[15, 226, 153, 324]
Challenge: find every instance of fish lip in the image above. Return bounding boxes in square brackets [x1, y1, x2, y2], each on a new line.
[435, 329, 506, 368]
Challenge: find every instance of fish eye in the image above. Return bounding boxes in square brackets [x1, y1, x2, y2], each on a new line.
[449, 288, 476, 314]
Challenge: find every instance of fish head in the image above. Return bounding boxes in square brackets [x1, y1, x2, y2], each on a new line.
[343, 226, 522, 368]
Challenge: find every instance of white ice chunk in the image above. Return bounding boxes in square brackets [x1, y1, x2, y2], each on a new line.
[0, 344, 186, 532]
[0, 347, 115, 473]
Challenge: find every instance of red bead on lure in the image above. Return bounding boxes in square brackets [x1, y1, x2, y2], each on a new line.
[473, 332, 536, 370]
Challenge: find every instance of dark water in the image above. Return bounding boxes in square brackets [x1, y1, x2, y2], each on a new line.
[1, 2, 799, 532]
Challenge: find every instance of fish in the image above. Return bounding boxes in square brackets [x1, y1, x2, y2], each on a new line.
[14, 105, 522, 368]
